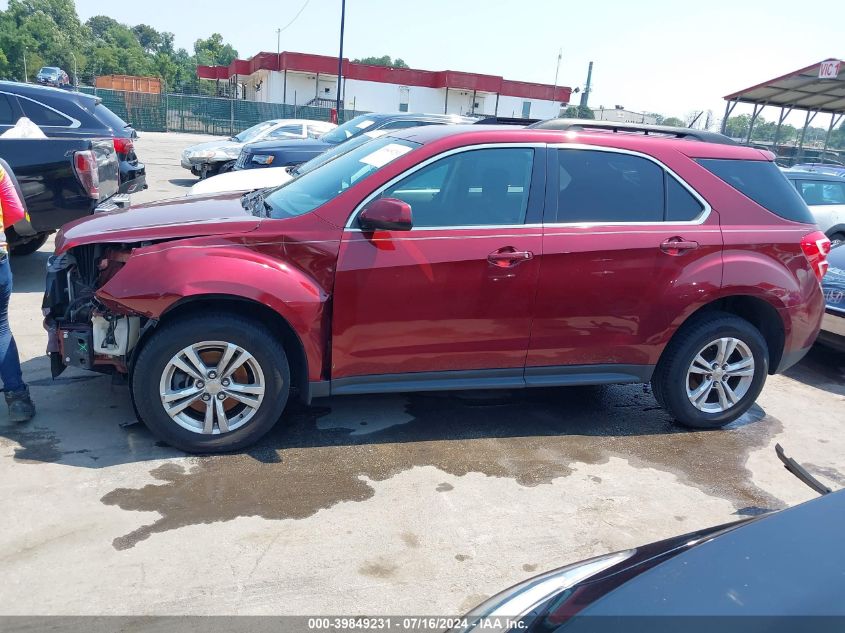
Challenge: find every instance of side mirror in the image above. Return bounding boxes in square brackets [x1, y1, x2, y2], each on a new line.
[358, 198, 413, 232]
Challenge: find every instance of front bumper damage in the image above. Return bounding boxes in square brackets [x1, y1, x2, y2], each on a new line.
[43, 248, 144, 378]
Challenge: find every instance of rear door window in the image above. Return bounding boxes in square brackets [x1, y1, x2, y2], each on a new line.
[556, 149, 664, 222]
[19, 98, 73, 127]
[666, 174, 705, 221]
[697, 158, 814, 223]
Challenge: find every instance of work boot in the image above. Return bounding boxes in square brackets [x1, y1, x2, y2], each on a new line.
[5, 388, 35, 423]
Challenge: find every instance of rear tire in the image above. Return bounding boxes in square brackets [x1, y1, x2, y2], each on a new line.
[652, 311, 769, 429]
[132, 313, 290, 453]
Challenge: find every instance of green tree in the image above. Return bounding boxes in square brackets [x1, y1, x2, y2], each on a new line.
[193, 33, 238, 67]
[723, 114, 751, 138]
[0, 2, 239, 91]
[352, 55, 409, 69]
[661, 116, 685, 127]
[562, 105, 594, 119]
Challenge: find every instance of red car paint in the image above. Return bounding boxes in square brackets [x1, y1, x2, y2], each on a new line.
[54, 126, 825, 388]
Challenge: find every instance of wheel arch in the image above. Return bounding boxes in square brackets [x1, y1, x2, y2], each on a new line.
[135, 295, 311, 404]
[662, 294, 785, 374]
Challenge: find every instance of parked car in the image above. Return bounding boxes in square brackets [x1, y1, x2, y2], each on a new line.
[0, 81, 146, 194]
[35, 67, 69, 87]
[818, 244, 845, 351]
[188, 131, 386, 196]
[790, 162, 845, 177]
[0, 139, 123, 255]
[453, 480, 843, 630]
[180, 119, 337, 179]
[234, 112, 475, 172]
[43, 123, 829, 452]
[783, 169, 845, 244]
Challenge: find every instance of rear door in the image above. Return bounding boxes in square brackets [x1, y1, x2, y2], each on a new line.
[331, 144, 546, 384]
[525, 146, 723, 381]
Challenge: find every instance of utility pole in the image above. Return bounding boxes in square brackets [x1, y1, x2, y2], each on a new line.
[552, 48, 562, 116]
[336, 0, 346, 114]
[70, 51, 78, 89]
[22, 48, 27, 82]
[579, 61, 593, 109]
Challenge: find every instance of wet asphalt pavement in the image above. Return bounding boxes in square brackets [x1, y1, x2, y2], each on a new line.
[1, 132, 843, 615]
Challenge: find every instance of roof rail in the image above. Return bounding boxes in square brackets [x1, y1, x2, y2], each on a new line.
[528, 118, 738, 145]
[473, 116, 540, 126]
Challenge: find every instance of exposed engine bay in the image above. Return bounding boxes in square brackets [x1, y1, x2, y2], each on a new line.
[43, 244, 146, 377]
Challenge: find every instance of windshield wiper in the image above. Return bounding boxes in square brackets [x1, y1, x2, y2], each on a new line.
[241, 190, 272, 218]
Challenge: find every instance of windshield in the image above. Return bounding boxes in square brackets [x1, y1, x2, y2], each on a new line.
[264, 136, 418, 219]
[234, 121, 278, 143]
[292, 131, 388, 177]
[319, 114, 379, 144]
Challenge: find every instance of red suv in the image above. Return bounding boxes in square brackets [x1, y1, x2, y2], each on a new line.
[43, 123, 830, 452]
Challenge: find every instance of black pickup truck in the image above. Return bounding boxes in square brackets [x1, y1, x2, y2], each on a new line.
[0, 138, 123, 255]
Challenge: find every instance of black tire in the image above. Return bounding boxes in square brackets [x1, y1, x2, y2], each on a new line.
[828, 232, 845, 247]
[218, 160, 236, 174]
[9, 232, 49, 256]
[652, 311, 769, 429]
[132, 313, 290, 453]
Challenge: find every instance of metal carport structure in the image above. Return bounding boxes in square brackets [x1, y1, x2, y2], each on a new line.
[721, 58, 845, 160]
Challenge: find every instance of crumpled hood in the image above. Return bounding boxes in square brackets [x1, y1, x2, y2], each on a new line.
[183, 139, 243, 157]
[56, 192, 261, 253]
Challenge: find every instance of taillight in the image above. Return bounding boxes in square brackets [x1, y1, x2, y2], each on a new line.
[800, 230, 832, 282]
[113, 137, 133, 154]
[73, 150, 100, 199]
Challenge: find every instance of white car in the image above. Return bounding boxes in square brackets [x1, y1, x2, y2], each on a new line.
[188, 130, 389, 197]
[783, 169, 845, 245]
[180, 119, 336, 179]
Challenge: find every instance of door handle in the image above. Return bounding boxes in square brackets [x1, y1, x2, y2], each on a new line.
[488, 247, 534, 267]
[660, 237, 699, 255]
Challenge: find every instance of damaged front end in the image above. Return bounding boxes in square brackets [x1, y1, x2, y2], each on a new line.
[43, 244, 146, 378]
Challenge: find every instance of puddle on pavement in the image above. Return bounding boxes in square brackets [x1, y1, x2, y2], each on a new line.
[99, 384, 785, 550]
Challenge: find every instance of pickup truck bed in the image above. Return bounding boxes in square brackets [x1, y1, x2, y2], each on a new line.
[0, 138, 124, 255]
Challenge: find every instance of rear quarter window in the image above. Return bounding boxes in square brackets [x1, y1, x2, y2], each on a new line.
[697, 158, 814, 224]
[92, 103, 130, 133]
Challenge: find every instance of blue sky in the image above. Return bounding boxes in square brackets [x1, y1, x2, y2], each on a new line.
[6, 0, 843, 126]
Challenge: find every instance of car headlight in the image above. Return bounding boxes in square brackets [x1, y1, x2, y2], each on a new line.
[186, 149, 217, 160]
[251, 155, 275, 165]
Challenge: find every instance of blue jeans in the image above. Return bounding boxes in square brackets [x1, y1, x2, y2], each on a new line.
[0, 255, 26, 393]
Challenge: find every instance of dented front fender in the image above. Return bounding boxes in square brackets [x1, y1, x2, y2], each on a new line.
[96, 236, 334, 381]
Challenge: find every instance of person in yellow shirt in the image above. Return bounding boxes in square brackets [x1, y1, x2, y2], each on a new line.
[0, 161, 36, 422]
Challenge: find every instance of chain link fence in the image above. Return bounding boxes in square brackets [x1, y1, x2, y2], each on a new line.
[79, 87, 361, 135]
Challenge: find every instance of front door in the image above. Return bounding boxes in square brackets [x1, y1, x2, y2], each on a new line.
[332, 145, 545, 384]
[526, 146, 723, 378]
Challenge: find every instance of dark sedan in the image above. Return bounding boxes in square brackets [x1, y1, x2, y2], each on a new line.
[456, 488, 844, 632]
[235, 112, 474, 170]
[818, 244, 845, 351]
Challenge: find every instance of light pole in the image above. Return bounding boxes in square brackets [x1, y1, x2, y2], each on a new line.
[336, 0, 345, 115]
[22, 47, 27, 83]
[69, 51, 78, 88]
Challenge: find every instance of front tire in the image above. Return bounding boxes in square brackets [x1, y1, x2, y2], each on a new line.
[9, 232, 49, 256]
[652, 312, 769, 429]
[132, 313, 290, 452]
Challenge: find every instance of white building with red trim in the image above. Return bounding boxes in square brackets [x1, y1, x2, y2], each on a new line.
[198, 51, 572, 119]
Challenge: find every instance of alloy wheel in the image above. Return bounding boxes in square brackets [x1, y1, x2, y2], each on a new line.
[685, 337, 755, 414]
[159, 341, 267, 435]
